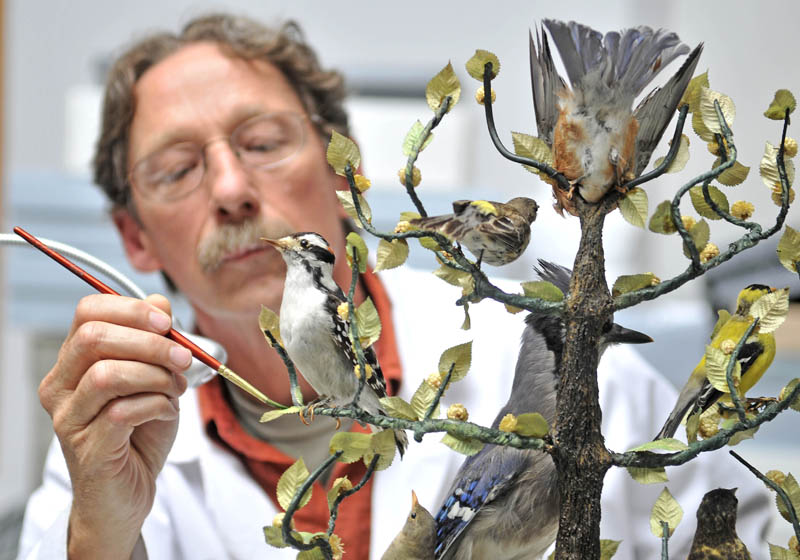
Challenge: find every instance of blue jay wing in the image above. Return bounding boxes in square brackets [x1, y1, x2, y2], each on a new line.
[434, 447, 529, 559]
[325, 294, 388, 399]
[633, 43, 703, 175]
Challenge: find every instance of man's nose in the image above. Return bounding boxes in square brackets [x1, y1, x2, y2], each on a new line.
[205, 141, 261, 223]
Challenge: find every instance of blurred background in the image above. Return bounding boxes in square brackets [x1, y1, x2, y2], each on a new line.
[1, 0, 798, 557]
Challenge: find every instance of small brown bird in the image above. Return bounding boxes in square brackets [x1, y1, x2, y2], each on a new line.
[409, 197, 538, 267]
[381, 490, 436, 560]
[688, 488, 751, 560]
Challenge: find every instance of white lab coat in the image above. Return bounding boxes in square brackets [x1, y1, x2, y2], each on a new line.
[18, 267, 771, 559]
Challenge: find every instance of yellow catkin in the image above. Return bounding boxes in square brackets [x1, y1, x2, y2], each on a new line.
[447, 403, 469, 422]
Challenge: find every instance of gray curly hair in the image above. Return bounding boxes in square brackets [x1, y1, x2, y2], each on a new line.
[93, 13, 350, 211]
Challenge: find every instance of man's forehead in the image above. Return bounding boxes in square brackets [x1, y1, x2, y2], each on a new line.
[130, 41, 306, 156]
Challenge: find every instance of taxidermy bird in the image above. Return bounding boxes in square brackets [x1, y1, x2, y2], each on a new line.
[529, 19, 703, 214]
[687, 488, 751, 560]
[382, 490, 437, 560]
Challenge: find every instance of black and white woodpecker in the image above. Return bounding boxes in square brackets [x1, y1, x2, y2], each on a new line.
[433, 260, 652, 560]
[263, 232, 408, 456]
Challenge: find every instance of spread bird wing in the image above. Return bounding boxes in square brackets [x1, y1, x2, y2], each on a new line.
[530, 27, 565, 146]
[324, 293, 388, 400]
[633, 43, 703, 175]
[434, 446, 529, 559]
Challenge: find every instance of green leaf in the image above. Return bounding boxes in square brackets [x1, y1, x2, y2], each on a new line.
[441, 433, 484, 456]
[297, 546, 327, 560]
[764, 89, 797, 120]
[627, 467, 669, 485]
[260, 405, 304, 423]
[259, 305, 283, 347]
[648, 200, 678, 235]
[777, 226, 800, 273]
[690, 185, 730, 220]
[767, 543, 800, 559]
[600, 539, 622, 560]
[336, 190, 372, 228]
[329, 431, 372, 463]
[781, 379, 800, 412]
[653, 134, 690, 173]
[630, 438, 689, 453]
[682, 219, 710, 259]
[699, 87, 736, 134]
[400, 211, 422, 222]
[649, 487, 683, 537]
[410, 379, 440, 420]
[438, 341, 473, 383]
[692, 109, 716, 142]
[433, 265, 474, 296]
[326, 477, 352, 511]
[520, 280, 564, 302]
[721, 415, 760, 446]
[277, 458, 312, 511]
[750, 288, 790, 334]
[716, 160, 750, 187]
[354, 297, 381, 347]
[345, 231, 368, 273]
[426, 62, 461, 113]
[364, 429, 397, 471]
[511, 130, 555, 175]
[419, 235, 445, 252]
[710, 309, 732, 340]
[619, 188, 649, 229]
[465, 49, 501, 81]
[680, 71, 709, 113]
[378, 396, 419, 421]
[263, 525, 290, 548]
[761, 141, 796, 189]
[374, 238, 409, 272]
[777, 473, 800, 523]
[704, 345, 739, 393]
[612, 273, 659, 297]
[326, 131, 361, 176]
[402, 120, 434, 156]
[686, 413, 700, 443]
[514, 412, 549, 437]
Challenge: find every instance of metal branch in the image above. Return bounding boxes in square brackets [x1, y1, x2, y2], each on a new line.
[347, 245, 369, 408]
[611, 380, 800, 468]
[281, 451, 343, 558]
[481, 62, 571, 192]
[423, 363, 455, 422]
[327, 454, 381, 536]
[726, 319, 758, 422]
[263, 331, 303, 407]
[729, 450, 800, 543]
[623, 105, 690, 191]
[661, 521, 670, 560]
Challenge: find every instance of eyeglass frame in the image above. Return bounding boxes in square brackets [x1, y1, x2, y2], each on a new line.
[126, 111, 322, 203]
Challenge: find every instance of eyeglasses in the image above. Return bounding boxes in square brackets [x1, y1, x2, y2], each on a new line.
[129, 112, 310, 202]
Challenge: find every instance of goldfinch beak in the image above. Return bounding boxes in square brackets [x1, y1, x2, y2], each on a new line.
[607, 324, 653, 345]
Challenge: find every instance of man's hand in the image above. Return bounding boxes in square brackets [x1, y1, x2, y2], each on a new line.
[39, 294, 192, 560]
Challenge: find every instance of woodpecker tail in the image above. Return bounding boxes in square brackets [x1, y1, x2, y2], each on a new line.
[542, 19, 691, 99]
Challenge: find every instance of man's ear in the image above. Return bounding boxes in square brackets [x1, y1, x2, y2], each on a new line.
[112, 208, 162, 273]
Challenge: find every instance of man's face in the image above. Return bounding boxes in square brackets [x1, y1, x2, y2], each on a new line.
[122, 42, 347, 319]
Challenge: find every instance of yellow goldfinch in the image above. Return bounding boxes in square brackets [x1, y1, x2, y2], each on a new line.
[655, 285, 778, 440]
[409, 197, 538, 267]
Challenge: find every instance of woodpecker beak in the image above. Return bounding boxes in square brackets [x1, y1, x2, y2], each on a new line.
[607, 324, 653, 345]
[262, 237, 288, 252]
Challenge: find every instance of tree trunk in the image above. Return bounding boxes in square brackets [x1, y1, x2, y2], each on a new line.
[553, 203, 614, 560]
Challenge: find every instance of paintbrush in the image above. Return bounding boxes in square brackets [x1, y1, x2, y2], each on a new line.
[14, 226, 272, 405]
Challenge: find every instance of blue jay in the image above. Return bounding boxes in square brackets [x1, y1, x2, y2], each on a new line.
[434, 260, 652, 559]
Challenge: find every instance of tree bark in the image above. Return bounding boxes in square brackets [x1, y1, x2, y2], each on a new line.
[553, 202, 614, 560]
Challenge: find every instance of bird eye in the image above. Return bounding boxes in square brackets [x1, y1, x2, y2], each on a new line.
[300, 239, 309, 249]
[410, 513, 417, 519]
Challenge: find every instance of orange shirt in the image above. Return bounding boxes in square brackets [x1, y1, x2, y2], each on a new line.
[197, 268, 402, 558]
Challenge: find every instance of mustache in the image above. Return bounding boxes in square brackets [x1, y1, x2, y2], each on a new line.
[196, 220, 294, 272]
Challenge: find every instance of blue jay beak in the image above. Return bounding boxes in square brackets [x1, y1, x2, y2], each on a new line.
[607, 324, 653, 345]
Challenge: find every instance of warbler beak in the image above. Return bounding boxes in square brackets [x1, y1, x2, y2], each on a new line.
[411, 489, 419, 508]
[607, 324, 653, 345]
